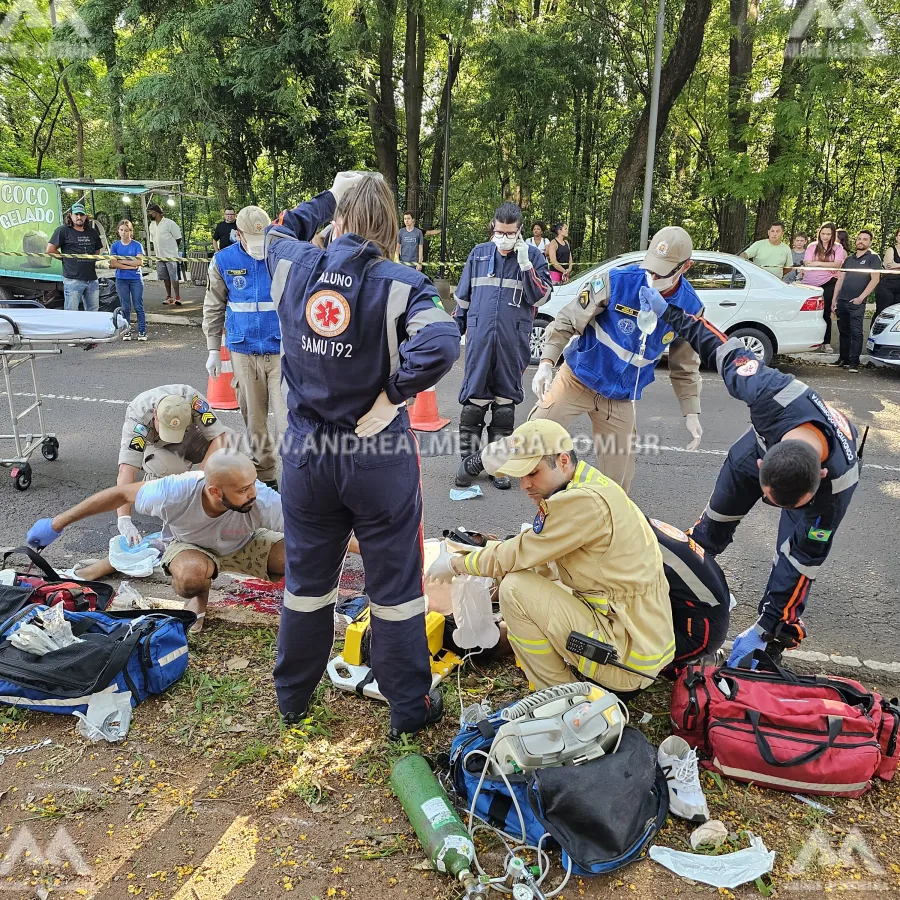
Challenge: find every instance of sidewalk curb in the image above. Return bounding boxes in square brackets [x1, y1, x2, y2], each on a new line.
[145, 313, 201, 327]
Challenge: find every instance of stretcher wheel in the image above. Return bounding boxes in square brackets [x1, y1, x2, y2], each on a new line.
[12, 464, 31, 491]
[41, 438, 59, 461]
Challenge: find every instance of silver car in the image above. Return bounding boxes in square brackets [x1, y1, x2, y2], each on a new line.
[867, 304, 900, 366]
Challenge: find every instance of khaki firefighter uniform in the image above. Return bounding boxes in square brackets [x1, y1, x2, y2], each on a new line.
[118, 384, 229, 476]
[449, 459, 675, 693]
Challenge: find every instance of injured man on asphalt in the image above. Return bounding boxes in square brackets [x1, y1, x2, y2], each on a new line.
[427, 420, 731, 697]
[26, 450, 357, 634]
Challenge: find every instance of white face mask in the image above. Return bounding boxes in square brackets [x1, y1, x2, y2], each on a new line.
[649, 267, 683, 292]
[242, 239, 266, 260]
[492, 234, 518, 252]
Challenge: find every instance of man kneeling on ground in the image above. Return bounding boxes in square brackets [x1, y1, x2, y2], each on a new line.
[26, 451, 283, 634]
[428, 420, 676, 697]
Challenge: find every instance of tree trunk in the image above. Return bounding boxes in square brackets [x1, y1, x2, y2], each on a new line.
[718, 0, 758, 252]
[402, 0, 425, 216]
[606, 0, 713, 255]
[57, 63, 84, 178]
[421, 43, 463, 234]
[753, 0, 810, 238]
[367, 0, 400, 189]
[101, 43, 128, 179]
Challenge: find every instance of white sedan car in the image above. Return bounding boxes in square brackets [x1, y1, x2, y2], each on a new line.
[867, 304, 900, 366]
[530, 250, 826, 365]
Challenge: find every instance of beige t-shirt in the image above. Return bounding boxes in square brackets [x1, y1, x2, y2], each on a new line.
[149, 217, 182, 258]
[118, 384, 228, 469]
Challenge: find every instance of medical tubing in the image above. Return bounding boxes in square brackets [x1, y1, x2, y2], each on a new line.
[500, 683, 596, 721]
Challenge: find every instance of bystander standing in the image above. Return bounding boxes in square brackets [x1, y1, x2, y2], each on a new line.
[46, 202, 103, 311]
[741, 222, 792, 278]
[526, 222, 550, 257]
[832, 229, 881, 373]
[874, 227, 900, 321]
[396, 212, 424, 270]
[801, 222, 845, 353]
[148, 203, 183, 306]
[548, 222, 572, 284]
[783, 232, 808, 283]
[213, 208, 238, 251]
[109, 219, 147, 341]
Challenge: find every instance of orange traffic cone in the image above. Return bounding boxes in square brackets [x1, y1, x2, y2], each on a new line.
[207, 339, 239, 410]
[408, 386, 449, 431]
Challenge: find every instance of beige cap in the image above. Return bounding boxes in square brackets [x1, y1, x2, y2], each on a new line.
[236, 205, 271, 255]
[156, 395, 192, 443]
[481, 420, 574, 478]
[642, 226, 693, 276]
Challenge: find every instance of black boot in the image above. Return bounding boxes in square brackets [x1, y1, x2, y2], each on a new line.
[487, 402, 515, 490]
[388, 688, 445, 742]
[458, 402, 488, 461]
[455, 451, 484, 487]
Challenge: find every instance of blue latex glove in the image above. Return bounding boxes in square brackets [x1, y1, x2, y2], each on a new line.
[727, 624, 768, 668]
[27, 517, 63, 550]
[639, 285, 668, 317]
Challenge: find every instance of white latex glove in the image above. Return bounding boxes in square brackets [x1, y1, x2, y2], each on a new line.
[117, 515, 141, 548]
[425, 542, 456, 584]
[355, 390, 403, 437]
[532, 360, 554, 402]
[515, 237, 533, 271]
[330, 171, 368, 204]
[206, 349, 222, 379]
[685, 413, 703, 451]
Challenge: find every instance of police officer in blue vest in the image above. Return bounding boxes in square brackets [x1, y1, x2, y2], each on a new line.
[203, 205, 287, 490]
[265, 172, 460, 739]
[453, 202, 552, 490]
[639, 285, 859, 665]
[528, 226, 704, 493]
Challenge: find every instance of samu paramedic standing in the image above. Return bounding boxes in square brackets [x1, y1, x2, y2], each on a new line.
[266, 173, 460, 739]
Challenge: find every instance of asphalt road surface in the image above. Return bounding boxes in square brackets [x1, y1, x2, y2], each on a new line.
[1, 324, 898, 666]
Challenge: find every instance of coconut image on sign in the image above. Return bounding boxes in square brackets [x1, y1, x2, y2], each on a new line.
[22, 231, 51, 268]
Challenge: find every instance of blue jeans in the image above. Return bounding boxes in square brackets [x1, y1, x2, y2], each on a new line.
[63, 278, 99, 311]
[116, 279, 145, 333]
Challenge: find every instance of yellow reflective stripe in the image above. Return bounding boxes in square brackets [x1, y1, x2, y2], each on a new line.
[571, 460, 587, 485]
[568, 460, 607, 487]
[627, 639, 676, 661]
[580, 595, 609, 615]
[625, 640, 676, 671]
[464, 550, 483, 576]
[509, 634, 554, 655]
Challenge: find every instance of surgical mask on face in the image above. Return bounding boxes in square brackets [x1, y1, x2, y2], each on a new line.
[492, 233, 518, 252]
[651, 268, 683, 292]
[244, 242, 265, 260]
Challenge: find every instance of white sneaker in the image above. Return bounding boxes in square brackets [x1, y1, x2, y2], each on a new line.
[658, 735, 709, 822]
[138, 333, 148, 342]
[122, 333, 132, 341]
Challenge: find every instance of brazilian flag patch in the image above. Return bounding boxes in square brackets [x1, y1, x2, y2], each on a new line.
[432, 296, 443, 308]
[808, 526, 832, 542]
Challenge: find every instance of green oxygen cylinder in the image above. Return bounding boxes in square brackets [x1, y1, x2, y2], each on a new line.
[390, 754, 485, 897]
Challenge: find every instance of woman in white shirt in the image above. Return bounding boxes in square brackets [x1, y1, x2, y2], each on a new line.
[526, 221, 550, 257]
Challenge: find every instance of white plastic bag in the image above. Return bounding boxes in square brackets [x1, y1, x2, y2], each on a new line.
[73, 691, 133, 743]
[110, 580, 146, 611]
[10, 604, 82, 655]
[450, 575, 499, 650]
[649, 834, 775, 889]
[108, 533, 163, 578]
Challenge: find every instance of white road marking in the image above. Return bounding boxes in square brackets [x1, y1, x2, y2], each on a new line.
[0, 391, 128, 405]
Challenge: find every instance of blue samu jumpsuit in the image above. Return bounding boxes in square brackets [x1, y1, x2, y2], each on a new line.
[265, 191, 460, 732]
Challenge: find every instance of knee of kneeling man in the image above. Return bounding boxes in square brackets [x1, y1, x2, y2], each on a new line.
[171, 562, 212, 596]
[498, 571, 532, 612]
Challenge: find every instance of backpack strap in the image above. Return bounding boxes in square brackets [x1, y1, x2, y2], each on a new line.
[2, 546, 63, 582]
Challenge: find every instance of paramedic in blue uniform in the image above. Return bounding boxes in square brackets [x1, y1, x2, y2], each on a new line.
[527, 226, 704, 493]
[639, 285, 859, 665]
[453, 201, 552, 490]
[265, 172, 460, 739]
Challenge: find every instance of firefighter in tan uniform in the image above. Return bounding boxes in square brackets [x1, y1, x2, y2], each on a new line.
[428, 419, 675, 695]
[529, 227, 704, 492]
[115, 384, 231, 546]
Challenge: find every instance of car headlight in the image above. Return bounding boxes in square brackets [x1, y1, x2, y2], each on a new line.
[892, 320, 900, 332]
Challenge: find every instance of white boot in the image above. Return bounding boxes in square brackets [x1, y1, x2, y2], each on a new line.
[658, 735, 710, 822]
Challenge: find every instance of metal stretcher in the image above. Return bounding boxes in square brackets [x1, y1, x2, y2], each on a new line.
[0, 305, 126, 490]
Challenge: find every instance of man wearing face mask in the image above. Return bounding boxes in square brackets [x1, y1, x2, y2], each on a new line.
[528, 226, 703, 493]
[453, 202, 552, 490]
[203, 205, 287, 491]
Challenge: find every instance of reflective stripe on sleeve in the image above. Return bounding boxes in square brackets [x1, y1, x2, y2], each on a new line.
[831, 464, 859, 494]
[406, 305, 453, 336]
[454, 294, 470, 309]
[779, 538, 819, 579]
[703, 505, 745, 523]
[283, 586, 338, 612]
[385, 281, 412, 375]
[464, 550, 484, 576]
[715, 338, 746, 375]
[270, 258, 292, 309]
[773, 379, 809, 407]
[370, 595, 426, 622]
